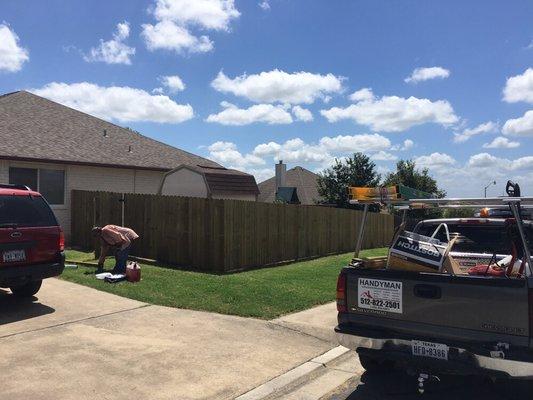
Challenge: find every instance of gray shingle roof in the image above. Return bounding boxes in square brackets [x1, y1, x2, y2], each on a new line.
[0, 91, 221, 171]
[258, 166, 323, 205]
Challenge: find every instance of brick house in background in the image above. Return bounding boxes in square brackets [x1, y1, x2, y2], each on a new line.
[258, 162, 324, 205]
[0, 91, 259, 237]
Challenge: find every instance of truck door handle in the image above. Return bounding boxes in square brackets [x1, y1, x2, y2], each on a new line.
[414, 284, 441, 299]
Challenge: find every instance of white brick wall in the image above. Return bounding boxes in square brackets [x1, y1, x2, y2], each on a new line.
[0, 160, 8, 183]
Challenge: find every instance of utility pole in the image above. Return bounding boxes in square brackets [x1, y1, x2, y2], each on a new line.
[484, 180, 496, 198]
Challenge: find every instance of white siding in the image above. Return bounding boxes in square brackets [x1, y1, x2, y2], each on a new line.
[0, 160, 8, 184]
[161, 168, 208, 197]
[134, 170, 164, 194]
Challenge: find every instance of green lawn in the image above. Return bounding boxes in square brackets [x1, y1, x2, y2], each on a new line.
[60, 248, 387, 319]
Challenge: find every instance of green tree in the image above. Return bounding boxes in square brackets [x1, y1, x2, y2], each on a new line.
[317, 153, 381, 208]
[383, 160, 446, 218]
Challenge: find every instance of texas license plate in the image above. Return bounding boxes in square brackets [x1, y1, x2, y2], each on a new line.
[2, 249, 26, 262]
[411, 340, 448, 360]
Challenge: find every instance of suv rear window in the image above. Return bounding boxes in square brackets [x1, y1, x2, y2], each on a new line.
[0, 195, 58, 228]
[414, 223, 532, 254]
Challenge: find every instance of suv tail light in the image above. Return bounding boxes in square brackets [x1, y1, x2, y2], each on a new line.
[529, 289, 533, 339]
[59, 228, 65, 252]
[336, 271, 347, 313]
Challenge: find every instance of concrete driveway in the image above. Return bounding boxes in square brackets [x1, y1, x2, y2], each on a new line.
[0, 279, 333, 400]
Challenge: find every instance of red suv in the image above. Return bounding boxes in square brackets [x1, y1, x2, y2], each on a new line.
[0, 184, 65, 297]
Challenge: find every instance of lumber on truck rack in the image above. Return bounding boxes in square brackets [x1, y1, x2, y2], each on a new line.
[348, 182, 533, 276]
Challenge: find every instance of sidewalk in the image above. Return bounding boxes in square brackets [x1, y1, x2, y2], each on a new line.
[271, 302, 338, 343]
[0, 279, 336, 400]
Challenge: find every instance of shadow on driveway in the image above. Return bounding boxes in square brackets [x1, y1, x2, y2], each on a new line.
[334, 370, 531, 400]
[0, 289, 55, 328]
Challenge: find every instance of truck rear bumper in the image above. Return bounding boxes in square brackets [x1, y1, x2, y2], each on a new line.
[336, 329, 533, 379]
[0, 252, 65, 287]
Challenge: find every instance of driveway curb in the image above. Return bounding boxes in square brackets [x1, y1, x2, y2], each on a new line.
[235, 346, 351, 400]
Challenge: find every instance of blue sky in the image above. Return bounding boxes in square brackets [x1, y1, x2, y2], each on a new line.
[1, 0, 532, 196]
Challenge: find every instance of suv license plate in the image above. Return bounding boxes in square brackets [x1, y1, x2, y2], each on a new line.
[3, 249, 26, 263]
[412, 340, 448, 360]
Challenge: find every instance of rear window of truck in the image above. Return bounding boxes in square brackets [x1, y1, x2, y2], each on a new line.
[414, 223, 532, 254]
[0, 195, 58, 228]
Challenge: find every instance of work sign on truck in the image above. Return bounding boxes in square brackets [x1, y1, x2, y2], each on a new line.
[357, 278, 403, 314]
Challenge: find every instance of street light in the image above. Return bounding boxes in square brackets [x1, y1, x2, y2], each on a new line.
[484, 180, 496, 197]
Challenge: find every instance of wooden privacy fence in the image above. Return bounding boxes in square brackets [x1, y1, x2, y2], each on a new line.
[71, 190, 394, 273]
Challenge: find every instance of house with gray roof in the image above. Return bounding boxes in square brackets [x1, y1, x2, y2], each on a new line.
[0, 91, 259, 237]
[258, 162, 324, 205]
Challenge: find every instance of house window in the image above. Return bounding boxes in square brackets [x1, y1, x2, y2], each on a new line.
[9, 167, 38, 191]
[9, 167, 65, 206]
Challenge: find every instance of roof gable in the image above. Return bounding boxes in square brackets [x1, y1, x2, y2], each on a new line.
[258, 166, 322, 205]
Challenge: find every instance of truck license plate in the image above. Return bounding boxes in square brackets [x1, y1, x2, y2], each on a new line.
[2, 249, 26, 263]
[411, 340, 448, 360]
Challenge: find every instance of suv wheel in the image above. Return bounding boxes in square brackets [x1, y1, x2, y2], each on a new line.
[359, 354, 395, 373]
[10, 279, 42, 297]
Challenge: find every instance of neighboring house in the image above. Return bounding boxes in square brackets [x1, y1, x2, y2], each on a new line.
[0, 91, 258, 237]
[258, 162, 324, 205]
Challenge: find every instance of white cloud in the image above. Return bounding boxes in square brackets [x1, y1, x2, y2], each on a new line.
[142, 20, 213, 54]
[84, 22, 135, 65]
[251, 134, 391, 165]
[503, 68, 533, 104]
[391, 139, 414, 151]
[414, 152, 456, 172]
[152, 87, 164, 94]
[348, 87, 374, 102]
[467, 153, 533, 171]
[31, 82, 194, 123]
[206, 102, 293, 125]
[402, 139, 414, 150]
[206, 133, 409, 182]
[0, 24, 29, 72]
[453, 121, 498, 143]
[291, 105, 313, 122]
[321, 88, 458, 132]
[159, 75, 186, 92]
[211, 69, 344, 104]
[405, 67, 450, 84]
[502, 110, 533, 136]
[142, 0, 239, 54]
[318, 134, 391, 153]
[208, 141, 265, 168]
[152, 0, 240, 30]
[482, 136, 520, 149]
[371, 151, 397, 161]
[258, 0, 270, 10]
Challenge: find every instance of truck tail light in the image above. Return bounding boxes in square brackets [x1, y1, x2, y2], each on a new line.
[59, 228, 65, 252]
[529, 289, 533, 339]
[336, 272, 347, 313]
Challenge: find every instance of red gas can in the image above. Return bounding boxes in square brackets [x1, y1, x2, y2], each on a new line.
[126, 262, 141, 283]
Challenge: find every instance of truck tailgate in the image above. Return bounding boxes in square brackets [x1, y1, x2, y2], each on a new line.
[345, 268, 530, 345]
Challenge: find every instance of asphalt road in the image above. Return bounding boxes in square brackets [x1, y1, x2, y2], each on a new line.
[326, 370, 532, 400]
